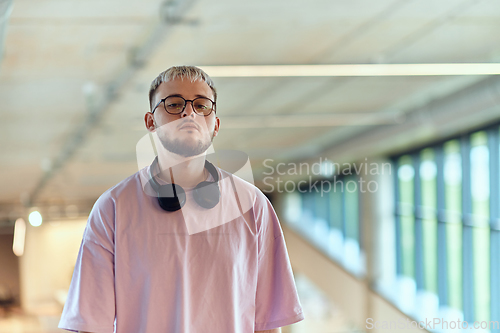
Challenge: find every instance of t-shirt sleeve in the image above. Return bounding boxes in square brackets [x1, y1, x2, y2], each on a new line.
[58, 194, 116, 333]
[254, 194, 304, 331]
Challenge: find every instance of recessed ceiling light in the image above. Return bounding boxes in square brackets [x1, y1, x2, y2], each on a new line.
[28, 210, 42, 227]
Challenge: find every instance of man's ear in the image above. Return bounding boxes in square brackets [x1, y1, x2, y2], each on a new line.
[144, 112, 156, 132]
[213, 116, 220, 136]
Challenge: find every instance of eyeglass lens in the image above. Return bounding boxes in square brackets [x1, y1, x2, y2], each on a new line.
[164, 96, 213, 116]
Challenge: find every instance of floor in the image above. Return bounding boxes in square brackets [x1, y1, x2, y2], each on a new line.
[0, 274, 361, 333]
[0, 307, 63, 333]
[286, 274, 363, 333]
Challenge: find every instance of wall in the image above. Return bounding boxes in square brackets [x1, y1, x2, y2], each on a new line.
[0, 232, 20, 303]
[284, 226, 424, 333]
[19, 219, 87, 314]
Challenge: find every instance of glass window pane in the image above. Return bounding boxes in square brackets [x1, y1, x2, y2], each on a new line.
[444, 139, 463, 311]
[328, 179, 344, 260]
[317, 191, 330, 223]
[302, 191, 315, 225]
[398, 155, 415, 279]
[330, 186, 343, 231]
[284, 191, 302, 225]
[471, 132, 490, 222]
[444, 140, 462, 217]
[344, 175, 359, 241]
[470, 131, 490, 323]
[420, 148, 437, 294]
[344, 175, 360, 274]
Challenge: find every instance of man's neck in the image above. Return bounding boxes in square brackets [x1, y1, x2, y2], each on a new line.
[156, 150, 207, 188]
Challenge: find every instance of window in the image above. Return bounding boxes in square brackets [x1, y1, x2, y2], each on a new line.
[444, 140, 462, 312]
[470, 131, 490, 324]
[283, 172, 363, 277]
[420, 148, 438, 295]
[397, 156, 415, 280]
[392, 124, 500, 326]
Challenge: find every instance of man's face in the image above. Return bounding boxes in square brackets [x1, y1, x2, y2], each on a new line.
[145, 78, 220, 157]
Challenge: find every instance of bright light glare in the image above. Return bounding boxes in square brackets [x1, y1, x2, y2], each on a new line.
[398, 164, 415, 182]
[444, 153, 462, 185]
[199, 63, 500, 77]
[320, 160, 335, 177]
[471, 145, 490, 201]
[13, 218, 26, 257]
[420, 160, 437, 181]
[29, 211, 43, 227]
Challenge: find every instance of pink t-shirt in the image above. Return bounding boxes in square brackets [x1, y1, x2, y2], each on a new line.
[58, 164, 304, 333]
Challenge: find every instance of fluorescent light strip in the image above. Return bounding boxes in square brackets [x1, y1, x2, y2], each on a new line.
[198, 64, 500, 77]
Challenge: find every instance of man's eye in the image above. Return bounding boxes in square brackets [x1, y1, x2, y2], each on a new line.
[196, 105, 208, 110]
[167, 103, 182, 108]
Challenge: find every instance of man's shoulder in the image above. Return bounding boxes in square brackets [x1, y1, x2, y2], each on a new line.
[217, 167, 269, 204]
[94, 168, 146, 207]
[216, 167, 273, 225]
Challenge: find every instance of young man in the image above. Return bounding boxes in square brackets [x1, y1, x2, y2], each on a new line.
[58, 66, 304, 333]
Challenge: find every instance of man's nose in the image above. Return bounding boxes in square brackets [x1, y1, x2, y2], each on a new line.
[181, 101, 196, 117]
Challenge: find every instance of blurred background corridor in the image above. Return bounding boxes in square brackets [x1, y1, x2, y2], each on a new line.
[1, 0, 500, 332]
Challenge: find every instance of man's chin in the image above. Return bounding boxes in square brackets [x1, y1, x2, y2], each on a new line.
[160, 140, 211, 158]
[176, 149, 207, 158]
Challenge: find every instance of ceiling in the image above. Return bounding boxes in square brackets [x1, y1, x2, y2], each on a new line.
[1, 0, 500, 222]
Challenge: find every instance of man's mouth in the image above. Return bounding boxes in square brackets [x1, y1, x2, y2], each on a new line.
[179, 123, 199, 131]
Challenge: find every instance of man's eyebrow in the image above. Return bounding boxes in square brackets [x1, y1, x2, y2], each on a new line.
[165, 94, 211, 99]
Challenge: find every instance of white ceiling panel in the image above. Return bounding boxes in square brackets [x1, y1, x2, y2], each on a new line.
[1, 0, 500, 218]
[11, 0, 159, 19]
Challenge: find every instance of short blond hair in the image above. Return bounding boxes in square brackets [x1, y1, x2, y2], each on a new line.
[148, 66, 217, 111]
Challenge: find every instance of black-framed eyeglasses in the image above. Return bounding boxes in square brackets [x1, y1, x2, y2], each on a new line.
[152, 95, 216, 116]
